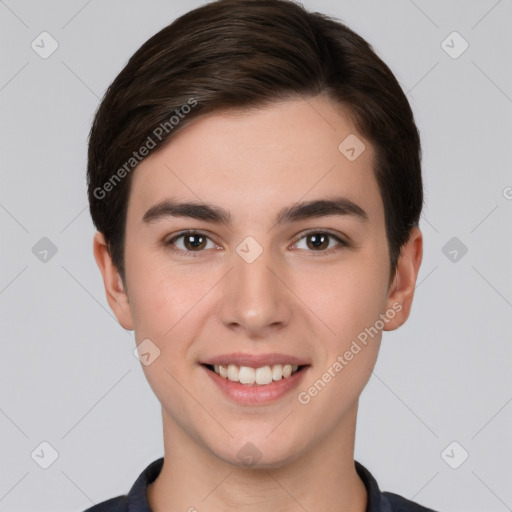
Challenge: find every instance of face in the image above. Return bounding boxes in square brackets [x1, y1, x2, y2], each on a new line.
[95, 95, 422, 469]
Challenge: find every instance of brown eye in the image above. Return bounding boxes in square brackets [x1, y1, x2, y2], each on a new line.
[166, 231, 217, 255]
[293, 231, 348, 253]
[306, 233, 330, 250]
[182, 233, 207, 251]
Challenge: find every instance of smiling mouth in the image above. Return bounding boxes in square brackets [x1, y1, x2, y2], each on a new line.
[202, 363, 308, 386]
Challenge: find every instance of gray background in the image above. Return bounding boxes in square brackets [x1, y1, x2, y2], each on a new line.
[1, 0, 511, 511]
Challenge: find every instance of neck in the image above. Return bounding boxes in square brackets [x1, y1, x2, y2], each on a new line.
[148, 404, 367, 512]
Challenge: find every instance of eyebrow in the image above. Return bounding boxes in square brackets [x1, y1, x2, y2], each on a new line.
[142, 196, 369, 226]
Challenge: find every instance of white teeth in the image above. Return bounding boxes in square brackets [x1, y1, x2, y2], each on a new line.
[211, 363, 302, 385]
[272, 364, 283, 381]
[239, 366, 256, 384]
[227, 364, 239, 382]
[255, 366, 273, 385]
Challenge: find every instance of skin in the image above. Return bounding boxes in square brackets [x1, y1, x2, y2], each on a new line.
[94, 95, 422, 512]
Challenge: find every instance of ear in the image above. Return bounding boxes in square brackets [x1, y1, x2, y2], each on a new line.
[383, 227, 423, 331]
[93, 231, 134, 331]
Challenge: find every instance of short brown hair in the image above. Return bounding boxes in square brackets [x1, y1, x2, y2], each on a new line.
[87, 0, 422, 282]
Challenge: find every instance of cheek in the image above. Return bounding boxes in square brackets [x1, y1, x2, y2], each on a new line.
[293, 253, 388, 344]
[295, 260, 386, 417]
[125, 244, 199, 337]
[125, 253, 206, 413]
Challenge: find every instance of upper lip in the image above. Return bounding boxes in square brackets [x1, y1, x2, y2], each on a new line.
[201, 352, 310, 367]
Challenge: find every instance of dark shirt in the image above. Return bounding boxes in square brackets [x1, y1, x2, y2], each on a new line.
[82, 457, 438, 512]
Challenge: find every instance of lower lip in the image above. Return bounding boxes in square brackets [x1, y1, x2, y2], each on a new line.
[202, 365, 310, 405]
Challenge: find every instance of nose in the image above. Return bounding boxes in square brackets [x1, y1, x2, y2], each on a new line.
[216, 243, 292, 338]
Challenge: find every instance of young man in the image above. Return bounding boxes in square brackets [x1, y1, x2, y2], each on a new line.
[85, 0, 435, 510]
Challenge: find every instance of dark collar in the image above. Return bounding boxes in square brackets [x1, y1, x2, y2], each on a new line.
[124, 457, 423, 512]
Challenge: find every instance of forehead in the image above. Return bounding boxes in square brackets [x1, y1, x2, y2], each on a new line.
[128, 96, 383, 226]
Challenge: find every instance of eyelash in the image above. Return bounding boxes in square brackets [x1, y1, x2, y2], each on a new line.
[164, 229, 350, 257]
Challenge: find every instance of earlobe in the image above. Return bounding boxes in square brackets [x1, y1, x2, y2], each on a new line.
[383, 227, 423, 331]
[93, 231, 134, 331]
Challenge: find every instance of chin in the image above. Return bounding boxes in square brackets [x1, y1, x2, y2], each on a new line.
[210, 433, 306, 470]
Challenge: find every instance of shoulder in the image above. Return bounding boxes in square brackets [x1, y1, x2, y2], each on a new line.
[78, 457, 163, 512]
[355, 461, 438, 512]
[81, 496, 128, 512]
[383, 491, 439, 512]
